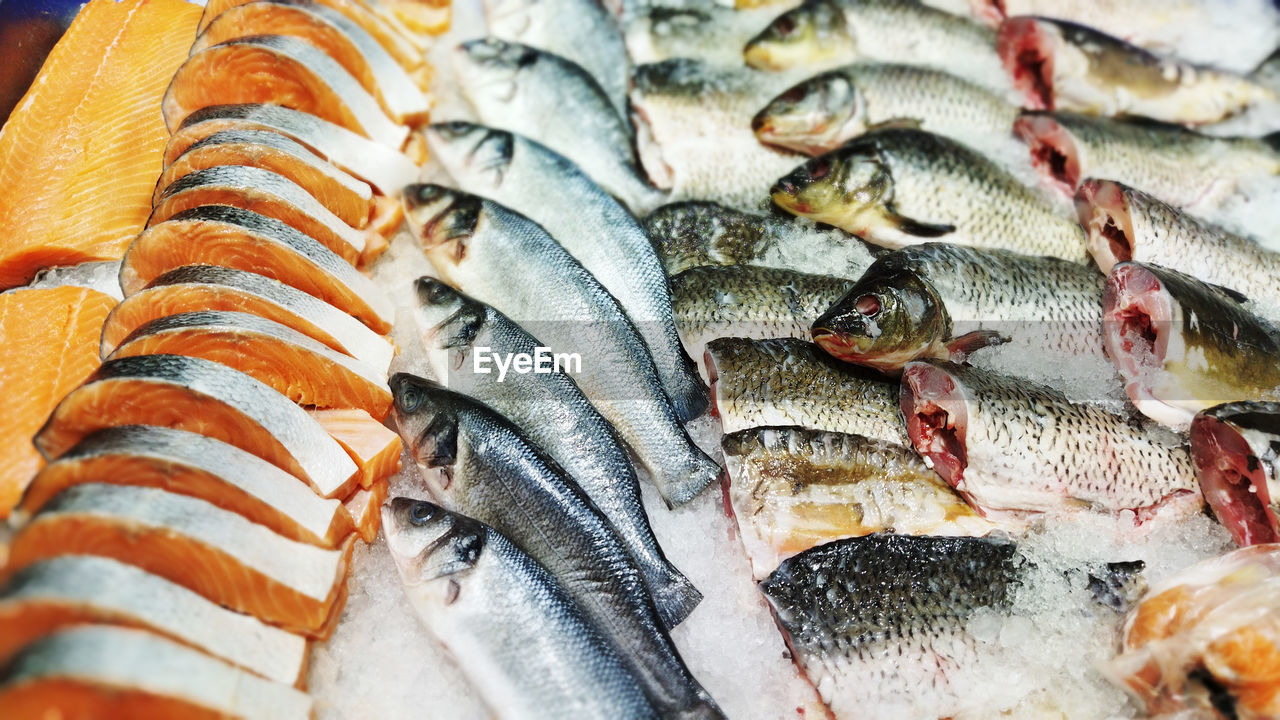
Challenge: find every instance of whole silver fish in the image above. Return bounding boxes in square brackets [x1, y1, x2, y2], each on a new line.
[402, 185, 719, 506]
[388, 382, 724, 718]
[630, 59, 800, 212]
[424, 122, 707, 421]
[454, 38, 661, 213]
[703, 337, 904, 443]
[409, 278, 702, 627]
[772, 128, 1088, 262]
[901, 360, 1200, 521]
[671, 265, 852, 368]
[1077, 179, 1280, 312]
[643, 201, 876, 278]
[481, 0, 631, 120]
[383, 498, 659, 719]
[743, 0, 1012, 96]
[753, 63, 1021, 159]
[1190, 401, 1280, 547]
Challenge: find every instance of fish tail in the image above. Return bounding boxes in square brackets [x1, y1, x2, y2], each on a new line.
[649, 564, 704, 629]
[654, 446, 720, 507]
[664, 359, 710, 422]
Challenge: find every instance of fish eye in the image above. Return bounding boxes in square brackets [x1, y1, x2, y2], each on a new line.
[855, 294, 881, 317]
[423, 281, 452, 304]
[781, 86, 807, 103]
[409, 502, 435, 525]
[774, 16, 795, 35]
[398, 386, 424, 412]
[809, 159, 830, 179]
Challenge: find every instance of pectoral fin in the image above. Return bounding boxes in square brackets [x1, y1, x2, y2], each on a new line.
[888, 210, 956, 238]
[945, 330, 1008, 362]
[867, 117, 924, 132]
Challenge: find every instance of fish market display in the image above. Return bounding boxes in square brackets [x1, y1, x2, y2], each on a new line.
[408, 279, 701, 627]
[901, 360, 1200, 521]
[772, 128, 1089, 261]
[424, 122, 706, 420]
[1103, 262, 1280, 430]
[811, 243, 1107, 380]
[644, 201, 874, 278]
[384, 499, 659, 718]
[997, 17, 1276, 125]
[753, 63, 1021, 160]
[1110, 544, 1280, 718]
[1191, 402, 1280, 547]
[389, 382, 723, 717]
[402, 185, 718, 506]
[0, 287, 115, 517]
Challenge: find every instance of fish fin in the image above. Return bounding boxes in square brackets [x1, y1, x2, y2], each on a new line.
[650, 566, 704, 629]
[886, 209, 956, 238]
[867, 117, 923, 131]
[665, 369, 710, 422]
[945, 330, 1008, 362]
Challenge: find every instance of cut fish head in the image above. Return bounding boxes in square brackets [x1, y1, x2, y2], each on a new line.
[1013, 111, 1084, 198]
[900, 361, 971, 497]
[403, 184, 481, 273]
[743, 0, 853, 72]
[383, 496, 485, 594]
[424, 122, 514, 192]
[812, 262, 946, 374]
[1191, 403, 1280, 547]
[997, 17, 1060, 112]
[1102, 263, 1185, 428]
[1076, 179, 1136, 275]
[753, 71, 867, 156]
[771, 145, 893, 232]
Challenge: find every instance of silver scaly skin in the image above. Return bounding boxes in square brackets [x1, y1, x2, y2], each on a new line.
[454, 38, 662, 213]
[772, 128, 1088, 262]
[425, 122, 707, 421]
[643, 201, 875, 279]
[703, 337, 904, 443]
[384, 499, 659, 720]
[409, 278, 702, 628]
[387, 383, 723, 718]
[401, 186, 719, 506]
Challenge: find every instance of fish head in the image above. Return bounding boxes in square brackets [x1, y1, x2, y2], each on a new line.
[812, 264, 946, 373]
[389, 373, 466, 493]
[382, 497, 485, 604]
[402, 184, 482, 277]
[413, 277, 490, 379]
[455, 38, 535, 106]
[771, 146, 892, 228]
[753, 72, 867, 155]
[744, 0, 854, 72]
[424, 122, 515, 192]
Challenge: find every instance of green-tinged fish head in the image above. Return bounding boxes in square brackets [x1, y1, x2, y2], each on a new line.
[753, 72, 867, 155]
[402, 184, 482, 276]
[811, 265, 947, 373]
[455, 37, 535, 106]
[424, 122, 515, 192]
[382, 497, 485, 600]
[389, 373, 463, 488]
[744, 0, 853, 72]
[413, 277, 488, 373]
[771, 149, 892, 230]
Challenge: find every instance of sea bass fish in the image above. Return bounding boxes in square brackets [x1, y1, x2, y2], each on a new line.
[1076, 179, 1280, 312]
[454, 38, 661, 213]
[901, 360, 1200, 522]
[672, 265, 851, 370]
[388, 381, 723, 718]
[383, 499, 658, 719]
[771, 128, 1088, 262]
[752, 63, 1020, 160]
[424, 122, 707, 421]
[643, 201, 875, 279]
[623, 2, 784, 68]
[743, 0, 1011, 96]
[811, 243, 1108, 383]
[630, 59, 801, 212]
[1191, 402, 1280, 547]
[408, 279, 701, 627]
[997, 17, 1277, 126]
[721, 426, 997, 578]
[703, 337, 904, 443]
[1103, 262, 1280, 431]
[401, 185, 718, 506]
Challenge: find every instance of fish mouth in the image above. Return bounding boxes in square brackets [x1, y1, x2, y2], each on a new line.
[1076, 179, 1136, 274]
[1103, 264, 1184, 427]
[811, 328, 873, 365]
[1191, 415, 1277, 546]
[901, 362, 970, 498]
[998, 18, 1055, 111]
[1013, 113, 1081, 197]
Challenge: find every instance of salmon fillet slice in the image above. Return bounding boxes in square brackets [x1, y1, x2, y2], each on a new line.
[0, 287, 116, 519]
[6, 484, 354, 637]
[379, 0, 451, 36]
[200, 0, 423, 72]
[157, 129, 375, 228]
[121, 206, 393, 332]
[0, 0, 200, 289]
[194, 1, 431, 124]
[167, 104, 420, 195]
[151, 164, 367, 265]
[311, 407, 402, 489]
[109, 311, 391, 417]
[17, 426, 355, 547]
[163, 35, 407, 149]
[0, 625, 312, 718]
[343, 476, 390, 542]
[102, 265, 393, 370]
[34, 354, 360, 499]
[0, 556, 309, 686]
